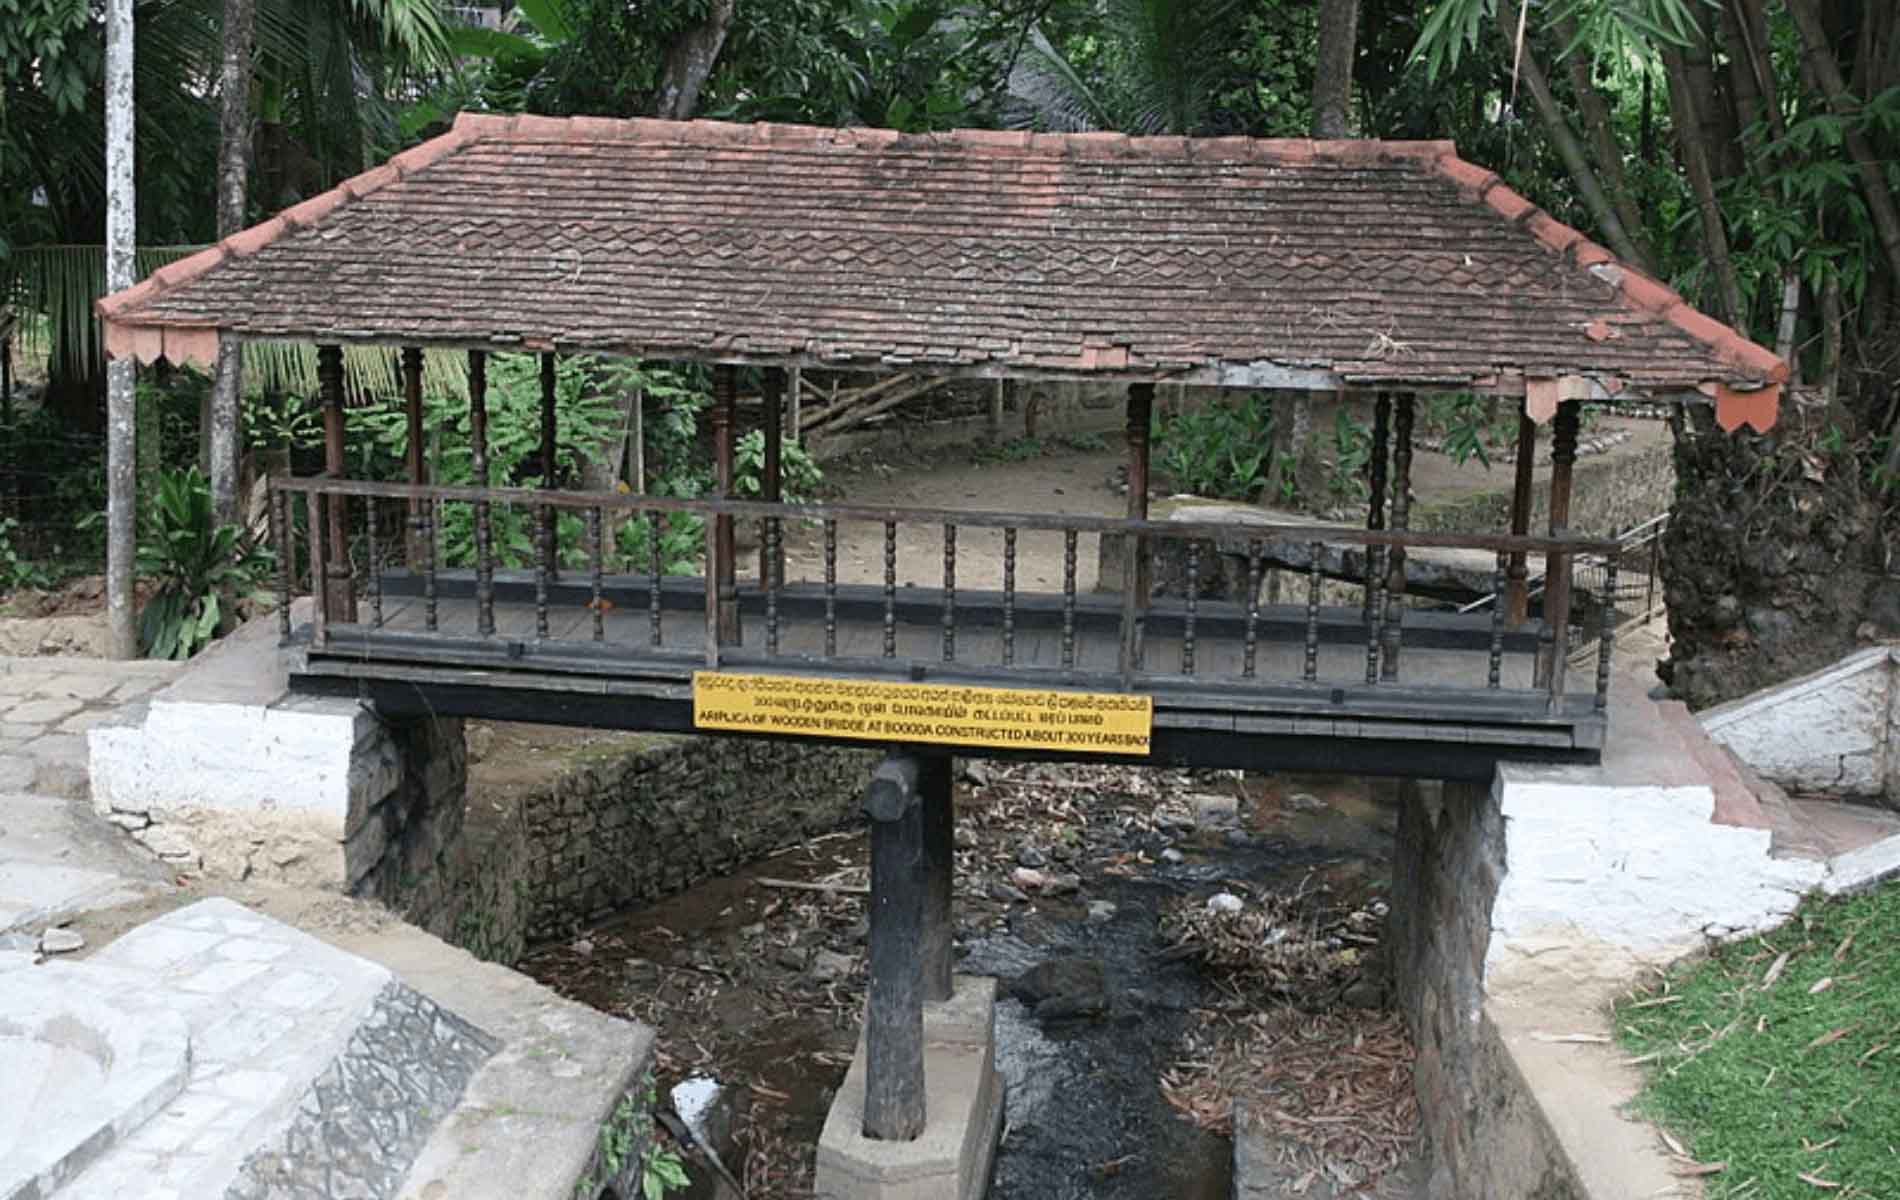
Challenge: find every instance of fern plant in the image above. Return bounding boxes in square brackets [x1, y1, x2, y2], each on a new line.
[136, 467, 271, 659]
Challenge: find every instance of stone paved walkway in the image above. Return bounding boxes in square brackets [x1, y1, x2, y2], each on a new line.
[0, 656, 181, 936]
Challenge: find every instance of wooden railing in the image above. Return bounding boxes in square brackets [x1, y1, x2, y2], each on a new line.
[270, 476, 1625, 716]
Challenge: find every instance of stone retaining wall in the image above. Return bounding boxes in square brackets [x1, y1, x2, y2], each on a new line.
[1411, 431, 1674, 539]
[406, 734, 877, 961]
[1385, 778, 1549, 1199]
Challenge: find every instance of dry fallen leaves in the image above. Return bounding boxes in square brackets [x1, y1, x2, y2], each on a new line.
[1162, 1006, 1418, 1191]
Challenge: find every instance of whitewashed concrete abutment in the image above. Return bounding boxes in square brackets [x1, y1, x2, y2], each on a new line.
[1700, 644, 1899, 806]
[86, 607, 466, 900]
[1384, 674, 1858, 1199]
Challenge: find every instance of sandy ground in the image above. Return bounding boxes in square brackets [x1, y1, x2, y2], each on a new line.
[770, 415, 1668, 597]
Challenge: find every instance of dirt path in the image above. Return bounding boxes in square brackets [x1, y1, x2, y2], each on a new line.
[770, 415, 1667, 599]
[780, 442, 1129, 594]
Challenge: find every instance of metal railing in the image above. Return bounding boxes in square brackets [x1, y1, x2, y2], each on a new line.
[270, 476, 1625, 715]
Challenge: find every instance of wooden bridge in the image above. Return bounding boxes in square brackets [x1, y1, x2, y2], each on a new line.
[98, 116, 1793, 1182]
[273, 473, 1624, 782]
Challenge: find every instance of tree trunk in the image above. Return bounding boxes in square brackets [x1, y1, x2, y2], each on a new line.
[1662, 47, 1748, 324]
[1786, 0, 1900, 286]
[1310, 0, 1360, 138]
[105, 0, 137, 659]
[653, 0, 736, 120]
[1496, 2, 1650, 268]
[1556, 16, 1654, 272]
[208, 0, 254, 532]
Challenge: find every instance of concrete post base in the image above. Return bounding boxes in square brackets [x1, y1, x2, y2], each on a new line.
[814, 975, 1004, 1200]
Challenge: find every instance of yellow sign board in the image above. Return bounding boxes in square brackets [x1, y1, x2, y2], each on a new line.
[692, 672, 1153, 756]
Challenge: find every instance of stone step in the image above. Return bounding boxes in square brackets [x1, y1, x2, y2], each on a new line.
[1653, 699, 1768, 829]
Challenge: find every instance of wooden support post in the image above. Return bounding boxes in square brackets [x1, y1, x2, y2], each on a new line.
[1539, 400, 1581, 698]
[988, 379, 1004, 437]
[1121, 382, 1155, 681]
[1364, 392, 1390, 623]
[712, 364, 740, 645]
[919, 753, 954, 1004]
[469, 350, 494, 637]
[540, 351, 559, 578]
[1126, 382, 1154, 604]
[864, 752, 928, 1142]
[761, 367, 784, 587]
[787, 366, 802, 441]
[401, 347, 426, 567]
[1505, 409, 1539, 626]
[1379, 393, 1414, 681]
[316, 345, 355, 623]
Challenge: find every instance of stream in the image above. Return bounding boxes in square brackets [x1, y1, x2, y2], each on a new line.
[517, 767, 1419, 1199]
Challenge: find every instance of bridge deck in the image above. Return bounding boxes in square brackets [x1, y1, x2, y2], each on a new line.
[289, 570, 1607, 780]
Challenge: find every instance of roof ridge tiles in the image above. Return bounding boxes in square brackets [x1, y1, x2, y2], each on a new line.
[96, 116, 482, 324]
[94, 114, 1788, 420]
[1427, 147, 1789, 390]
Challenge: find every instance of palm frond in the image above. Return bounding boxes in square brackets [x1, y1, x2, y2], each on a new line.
[1004, 25, 1111, 132]
[1, 243, 468, 400]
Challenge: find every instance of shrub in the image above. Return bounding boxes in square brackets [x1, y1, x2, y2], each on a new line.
[137, 466, 271, 659]
[1154, 393, 1274, 500]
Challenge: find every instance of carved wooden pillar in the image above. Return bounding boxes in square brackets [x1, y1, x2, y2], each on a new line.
[1126, 381, 1154, 603]
[1539, 400, 1582, 695]
[1364, 392, 1390, 622]
[1505, 407, 1539, 626]
[1118, 381, 1155, 680]
[539, 351, 559, 578]
[469, 350, 494, 637]
[401, 347, 426, 567]
[712, 364, 740, 645]
[761, 367, 784, 587]
[1379, 393, 1414, 680]
[317, 345, 355, 623]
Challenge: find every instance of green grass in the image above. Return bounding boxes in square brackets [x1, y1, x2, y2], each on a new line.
[1614, 882, 1900, 1199]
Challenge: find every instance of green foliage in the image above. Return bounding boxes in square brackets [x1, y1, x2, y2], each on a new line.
[1408, 0, 1704, 84]
[1154, 393, 1273, 500]
[642, 1149, 690, 1200]
[1422, 393, 1512, 468]
[1615, 882, 1900, 1200]
[0, 517, 51, 593]
[1326, 406, 1371, 501]
[135, 467, 270, 660]
[733, 430, 823, 502]
[1009, 0, 1247, 134]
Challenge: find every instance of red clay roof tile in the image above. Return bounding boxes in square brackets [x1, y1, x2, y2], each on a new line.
[95, 115, 1784, 416]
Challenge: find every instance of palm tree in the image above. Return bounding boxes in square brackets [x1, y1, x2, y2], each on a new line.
[1004, 0, 1245, 136]
[0, 0, 455, 407]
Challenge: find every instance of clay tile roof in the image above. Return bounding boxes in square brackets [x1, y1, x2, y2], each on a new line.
[96, 114, 1786, 425]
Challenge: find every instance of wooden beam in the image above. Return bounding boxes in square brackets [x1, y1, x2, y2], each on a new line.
[712, 364, 740, 645]
[1506, 409, 1538, 626]
[317, 345, 355, 623]
[863, 752, 927, 1142]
